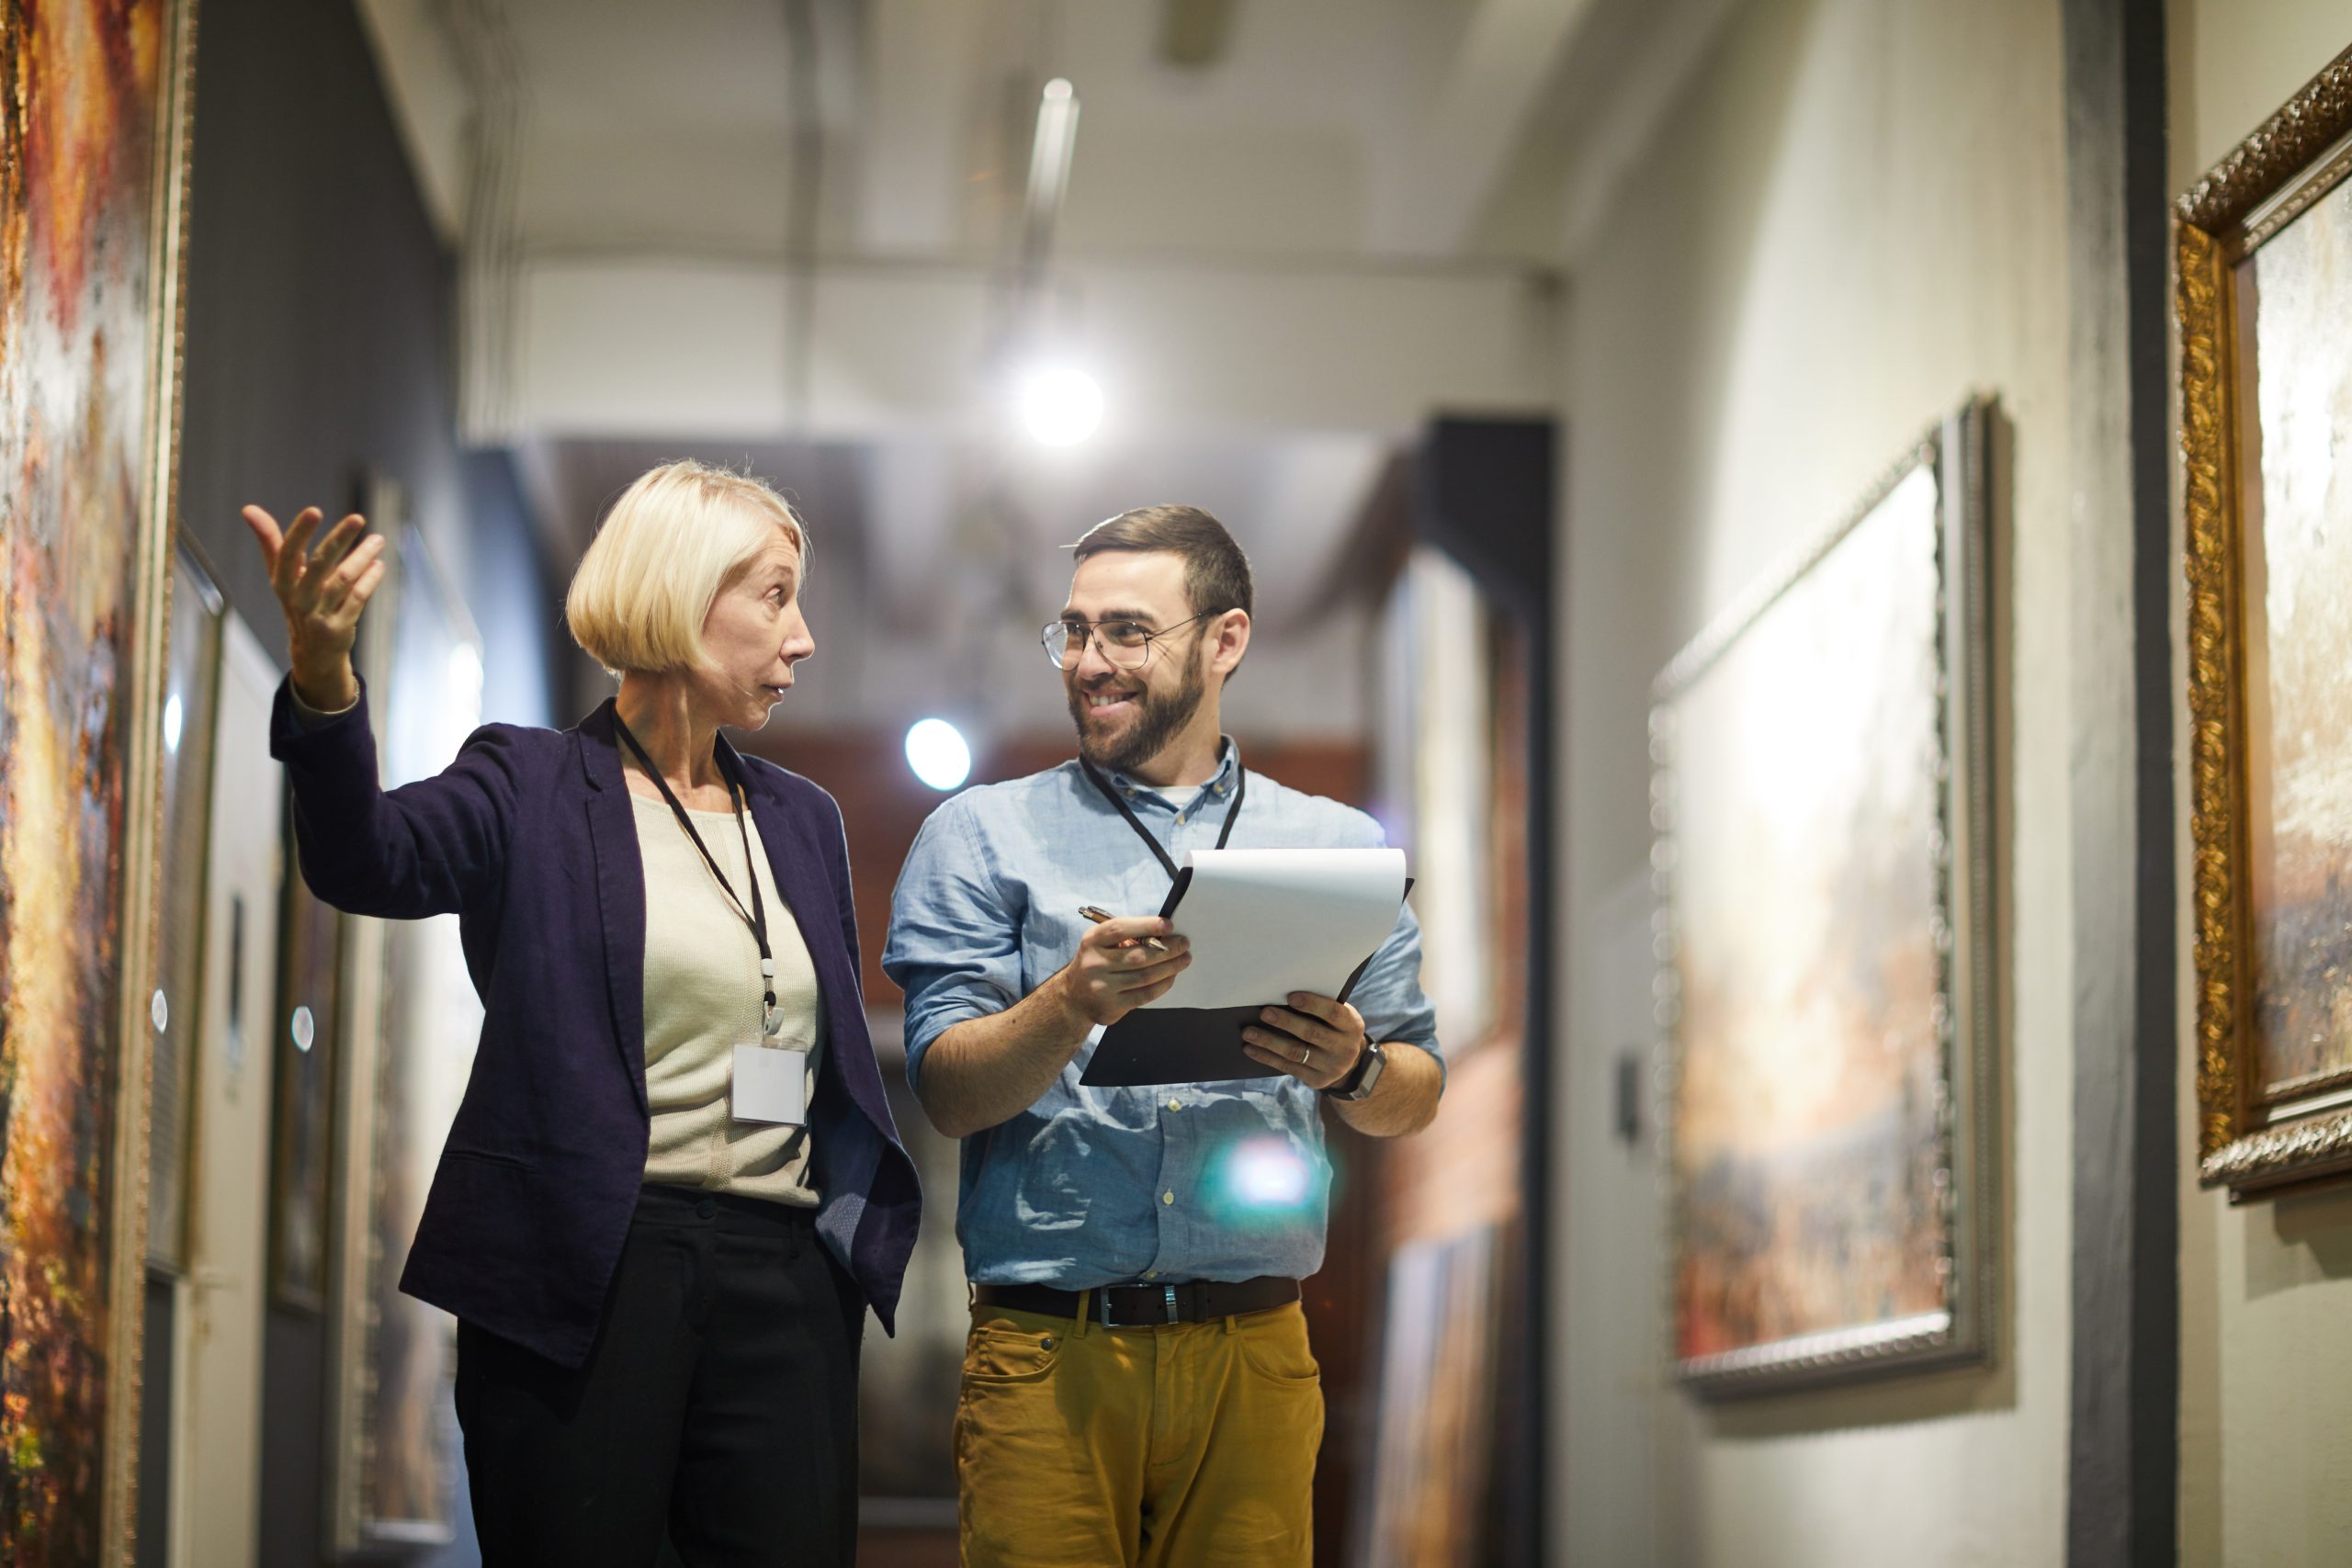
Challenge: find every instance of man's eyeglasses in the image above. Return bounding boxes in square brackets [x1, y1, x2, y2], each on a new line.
[1041, 611, 1220, 671]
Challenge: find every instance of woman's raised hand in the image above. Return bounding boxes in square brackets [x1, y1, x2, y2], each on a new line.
[240, 505, 389, 711]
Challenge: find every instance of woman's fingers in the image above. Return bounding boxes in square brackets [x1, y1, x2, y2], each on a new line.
[270, 508, 325, 597]
[240, 505, 287, 570]
[332, 558, 389, 626]
[297, 514, 369, 594]
[318, 532, 386, 606]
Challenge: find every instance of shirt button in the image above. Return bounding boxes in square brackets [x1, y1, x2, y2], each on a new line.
[1145, 1269, 1159, 1279]
[1167, 1100, 1181, 1112]
[1162, 1190, 1175, 1205]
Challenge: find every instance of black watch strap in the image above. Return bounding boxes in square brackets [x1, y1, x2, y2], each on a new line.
[1322, 1040, 1385, 1101]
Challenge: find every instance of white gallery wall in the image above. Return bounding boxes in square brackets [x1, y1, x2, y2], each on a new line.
[2170, 6, 2352, 1564]
[1550, 0, 2075, 1561]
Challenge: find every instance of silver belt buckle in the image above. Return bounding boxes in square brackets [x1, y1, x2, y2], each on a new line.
[1098, 1281, 1184, 1326]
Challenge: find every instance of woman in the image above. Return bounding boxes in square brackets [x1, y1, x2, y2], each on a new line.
[244, 460, 919, 1565]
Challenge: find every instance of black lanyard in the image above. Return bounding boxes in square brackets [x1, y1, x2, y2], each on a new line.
[1080, 754, 1246, 881]
[614, 716, 775, 1019]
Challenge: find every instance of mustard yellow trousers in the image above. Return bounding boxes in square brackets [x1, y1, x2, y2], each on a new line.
[955, 1297, 1325, 1566]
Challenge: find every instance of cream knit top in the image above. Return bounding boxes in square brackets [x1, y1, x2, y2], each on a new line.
[628, 782, 823, 1206]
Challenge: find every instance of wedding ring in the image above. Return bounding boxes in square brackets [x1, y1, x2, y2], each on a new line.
[1295, 1045, 1310, 1065]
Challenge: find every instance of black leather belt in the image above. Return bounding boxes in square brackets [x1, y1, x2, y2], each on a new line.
[974, 1276, 1300, 1328]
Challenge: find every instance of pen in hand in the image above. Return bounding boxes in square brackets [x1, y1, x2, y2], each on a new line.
[1079, 905, 1170, 954]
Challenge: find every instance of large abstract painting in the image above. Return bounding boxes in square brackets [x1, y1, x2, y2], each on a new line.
[2177, 46, 2352, 1199]
[0, 0, 194, 1554]
[1653, 401, 1998, 1394]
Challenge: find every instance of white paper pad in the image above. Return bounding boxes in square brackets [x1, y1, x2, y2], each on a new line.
[1146, 847, 1409, 1010]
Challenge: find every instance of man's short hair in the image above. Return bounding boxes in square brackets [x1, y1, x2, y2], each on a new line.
[1069, 504, 1254, 620]
[565, 459, 808, 677]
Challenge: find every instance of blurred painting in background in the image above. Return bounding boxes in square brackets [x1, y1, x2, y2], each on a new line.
[357, 518, 484, 1544]
[1358, 1224, 1509, 1568]
[1355, 515, 1540, 1565]
[270, 857, 343, 1312]
[2240, 173, 2352, 1099]
[1656, 407, 1998, 1393]
[0, 0, 189, 1554]
[148, 547, 225, 1275]
[855, 1041, 964, 1517]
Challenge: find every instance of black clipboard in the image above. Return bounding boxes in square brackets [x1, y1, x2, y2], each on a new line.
[1078, 876, 1413, 1089]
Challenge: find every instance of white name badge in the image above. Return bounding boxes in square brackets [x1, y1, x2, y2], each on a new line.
[731, 1043, 808, 1126]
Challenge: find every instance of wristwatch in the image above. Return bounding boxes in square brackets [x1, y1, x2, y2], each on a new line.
[1321, 1040, 1385, 1102]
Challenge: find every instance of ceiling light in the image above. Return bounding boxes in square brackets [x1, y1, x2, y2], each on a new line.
[1020, 367, 1103, 446]
[905, 718, 973, 791]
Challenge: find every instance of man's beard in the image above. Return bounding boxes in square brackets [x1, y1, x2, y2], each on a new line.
[1067, 654, 1209, 774]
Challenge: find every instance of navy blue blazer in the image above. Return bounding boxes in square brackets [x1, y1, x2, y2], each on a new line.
[269, 683, 921, 1367]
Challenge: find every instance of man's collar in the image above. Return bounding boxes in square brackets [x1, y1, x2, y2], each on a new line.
[1102, 735, 1241, 804]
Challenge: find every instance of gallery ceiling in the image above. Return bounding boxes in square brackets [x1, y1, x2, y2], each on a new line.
[355, 0, 1738, 735]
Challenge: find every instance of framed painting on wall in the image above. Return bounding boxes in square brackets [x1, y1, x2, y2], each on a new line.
[854, 1031, 965, 1526]
[2176, 44, 2352, 1200]
[1355, 1223, 1510, 1567]
[270, 844, 343, 1313]
[149, 540, 227, 1275]
[0, 0, 198, 1555]
[1652, 399, 2000, 1394]
[344, 504, 484, 1551]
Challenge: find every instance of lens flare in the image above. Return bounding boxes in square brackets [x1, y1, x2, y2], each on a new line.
[905, 718, 973, 791]
[1217, 1136, 1314, 1212]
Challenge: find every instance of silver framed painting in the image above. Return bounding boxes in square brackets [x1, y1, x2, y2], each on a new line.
[1651, 398, 2001, 1396]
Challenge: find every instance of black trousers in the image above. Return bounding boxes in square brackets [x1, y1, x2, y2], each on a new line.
[455, 1186, 864, 1567]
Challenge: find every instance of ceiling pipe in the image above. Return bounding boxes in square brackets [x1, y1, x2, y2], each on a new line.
[1016, 76, 1080, 293]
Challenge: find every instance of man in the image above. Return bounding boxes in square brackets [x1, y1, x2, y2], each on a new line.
[884, 504, 1442, 1567]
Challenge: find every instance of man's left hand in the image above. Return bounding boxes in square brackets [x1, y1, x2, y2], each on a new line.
[1241, 993, 1366, 1092]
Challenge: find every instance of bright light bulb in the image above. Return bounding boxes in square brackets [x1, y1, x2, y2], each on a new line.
[1020, 367, 1103, 446]
[905, 718, 973, 791]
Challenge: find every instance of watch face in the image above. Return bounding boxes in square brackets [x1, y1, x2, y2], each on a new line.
[1342, 1042, 1385, 1099]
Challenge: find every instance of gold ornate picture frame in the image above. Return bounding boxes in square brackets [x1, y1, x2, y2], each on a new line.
[2178, 44, 2352, 1200]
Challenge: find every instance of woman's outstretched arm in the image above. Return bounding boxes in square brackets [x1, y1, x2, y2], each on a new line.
[246, 504, 518, 920]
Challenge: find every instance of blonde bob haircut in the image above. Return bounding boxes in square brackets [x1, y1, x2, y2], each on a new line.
[565, 460, 809, 676]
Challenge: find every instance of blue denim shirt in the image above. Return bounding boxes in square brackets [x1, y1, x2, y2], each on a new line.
[883, 741, 1441, 1288]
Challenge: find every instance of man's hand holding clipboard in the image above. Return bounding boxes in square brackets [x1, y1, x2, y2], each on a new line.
[1077, 906, 1369, 1091]
[1078, 848, 1409, 1089]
